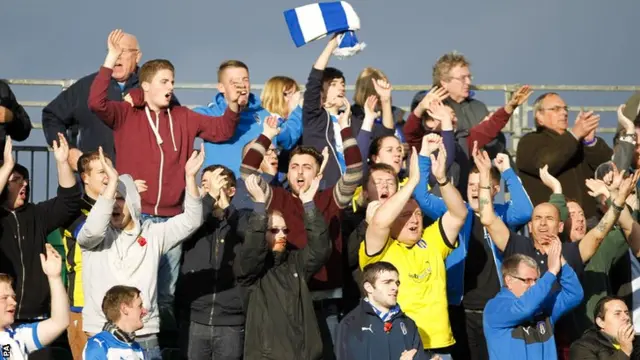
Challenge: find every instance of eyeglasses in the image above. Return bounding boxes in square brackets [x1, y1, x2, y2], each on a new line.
[265, 148, 281, 156]
[511, 275, 537, 285]
[106, 48, 139, 56]
[268, 228, 290, 235]
[541, 105, 568, 113]
[449, 75, 473, 82]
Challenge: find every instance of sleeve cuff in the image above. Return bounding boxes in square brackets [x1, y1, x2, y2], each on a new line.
[253, 202, 266, 214]
[438, 219, 456, 249]
[303, 201, 316, 212]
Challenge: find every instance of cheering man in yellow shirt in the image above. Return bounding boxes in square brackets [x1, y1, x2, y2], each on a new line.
[359, 145, 468, 359]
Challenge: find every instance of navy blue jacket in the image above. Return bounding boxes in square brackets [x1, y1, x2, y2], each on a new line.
[336, 299, 427, 360]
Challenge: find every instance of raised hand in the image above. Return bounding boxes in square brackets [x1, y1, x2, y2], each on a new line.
[618, 323, 635, 356]
[262, 115, 280, 140]
[40, 243, 62, 278]
[365, 200, 381, 225]
[572, 110, 600, 139]
[430, 143, 447, 182]
[107, 29, 125, 58]
[2, 136, 14, 170]
[227, 78, 249, 108]
[372, 78, 392, 102]
[493, 153, 511, 173]
[52, 133, 70, 164]
[426, 99, 452, 123]
[617, 169, 640, 201]
[134, 179, 148, 193]
[420, 133, 442, 156]
[415, 87, 449, 116]
[617, 105, 636, 134]
[505, 85, 533, 113]
[337, 98, 351, 129]
[185, 144, 205, 178]
[585, 178, 609, 199]
[407, 147, 420, 186]
[207, 168, 228, 200]
[318, 147, 330, 176]
[99, 146, 118, 183]
[245, 174, 266, 203]
[471, 141, 492, 173]
[546, 235, 562, 275]
[539, 165, 562, 194]
[299, 175, 321, 204]
[364, 95, 380, 121]
[604, 165, 624, 195]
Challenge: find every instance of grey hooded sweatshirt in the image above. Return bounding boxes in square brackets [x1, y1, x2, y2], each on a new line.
[77, 174, 203, 336]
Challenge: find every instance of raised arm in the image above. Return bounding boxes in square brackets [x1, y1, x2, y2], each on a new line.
[540, 165, 569, 222]
[0, 137, 15, 197]
[549, 263, 584, 324]
[332, 126, 364, 209]
[613, 105, 637, 171]
[365, 148, 420, 255]
[372, 79, 394, 131]
[294, 177, 331, 278]
[303, 36, 339, 128]
[0, 81, 32, 141]
[494, 153, 533, 227]
[87, 30, 134, 130]
[192, 107, 240, 143]
[155, 146, 205, 252]
[578, 170, 639, 263]
[431, 142, 468, 245]
[34, 133, 81, 234]
[233, 175, 270, 286]
[413, 135, 447, 220]
[35, 244, 70, 347]
[239, 117, 279, 206]
[77, 147, 118, 249]
[275, 105, 303, 150]
[474, 143, 510, 251]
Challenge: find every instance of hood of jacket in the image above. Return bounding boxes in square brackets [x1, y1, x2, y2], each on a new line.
[117, 174, 141, 233]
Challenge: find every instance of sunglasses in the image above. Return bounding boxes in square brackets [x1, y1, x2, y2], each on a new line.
[268, 228, 290, 235]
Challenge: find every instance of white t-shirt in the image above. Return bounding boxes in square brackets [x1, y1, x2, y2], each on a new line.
[0, 323, 42, 360]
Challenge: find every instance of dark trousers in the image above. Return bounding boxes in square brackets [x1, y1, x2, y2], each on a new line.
[179, 320, 244, 360]
[448, 306, 489, 360]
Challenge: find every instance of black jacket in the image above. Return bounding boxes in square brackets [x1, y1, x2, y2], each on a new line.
[0, 81, 32, 159]
[176, 195, 246, 326]
[336, 299, 426, 360]
[41, 69, 179, 163]
[0, 185, 81, 320]
[569, 328, 631, 359]
[235, 202, 331, 360]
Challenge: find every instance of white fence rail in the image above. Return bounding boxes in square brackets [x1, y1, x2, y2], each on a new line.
[5, 78, 640, 154]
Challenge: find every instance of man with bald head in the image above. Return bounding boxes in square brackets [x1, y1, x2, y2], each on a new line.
[43, 31, 174, 169]
[516, 92, 612, 219]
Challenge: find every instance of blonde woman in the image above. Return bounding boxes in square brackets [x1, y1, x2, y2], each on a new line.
[260, 76, 303, 151]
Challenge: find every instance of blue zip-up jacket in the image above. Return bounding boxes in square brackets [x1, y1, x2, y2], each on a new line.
[413, 155, 533, 305]
[194, 93, 303, 174]
[336, 299, 427, 360]
[484, 264, 583, 360]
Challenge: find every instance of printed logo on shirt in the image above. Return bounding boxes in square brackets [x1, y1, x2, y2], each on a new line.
[511, 315, 553, 345]
[2, 344, 10, 358]
[400, 322, 407, 335]
[361, 324, 373, 333]
[407, 261, 432, 283]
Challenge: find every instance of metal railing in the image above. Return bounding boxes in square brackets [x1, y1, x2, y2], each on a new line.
[6, 78, 640, 154]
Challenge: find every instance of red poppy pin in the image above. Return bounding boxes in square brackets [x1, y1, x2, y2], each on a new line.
[137, 236, 147, 247]
[383, 322, 392, 333]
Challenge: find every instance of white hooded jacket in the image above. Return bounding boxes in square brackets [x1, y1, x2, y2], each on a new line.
[77, 174, 203, 336]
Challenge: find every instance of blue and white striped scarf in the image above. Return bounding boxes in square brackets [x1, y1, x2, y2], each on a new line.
[364, 297, 401, 322]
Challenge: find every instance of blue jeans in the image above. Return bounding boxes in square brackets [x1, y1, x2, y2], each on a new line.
[141, 213, 181, 332]
[179, 320, 244, 360]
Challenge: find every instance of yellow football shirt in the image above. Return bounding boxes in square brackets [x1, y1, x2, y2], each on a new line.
[359, 219, 455, 349]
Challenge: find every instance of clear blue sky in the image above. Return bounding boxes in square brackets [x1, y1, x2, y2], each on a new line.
[1, 0, 638, 200]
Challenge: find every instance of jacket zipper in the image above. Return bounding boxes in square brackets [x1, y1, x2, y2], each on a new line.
[209, 235, 220, 324]
[13, 212, 25, 318]
[154, 112, 165, 215]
